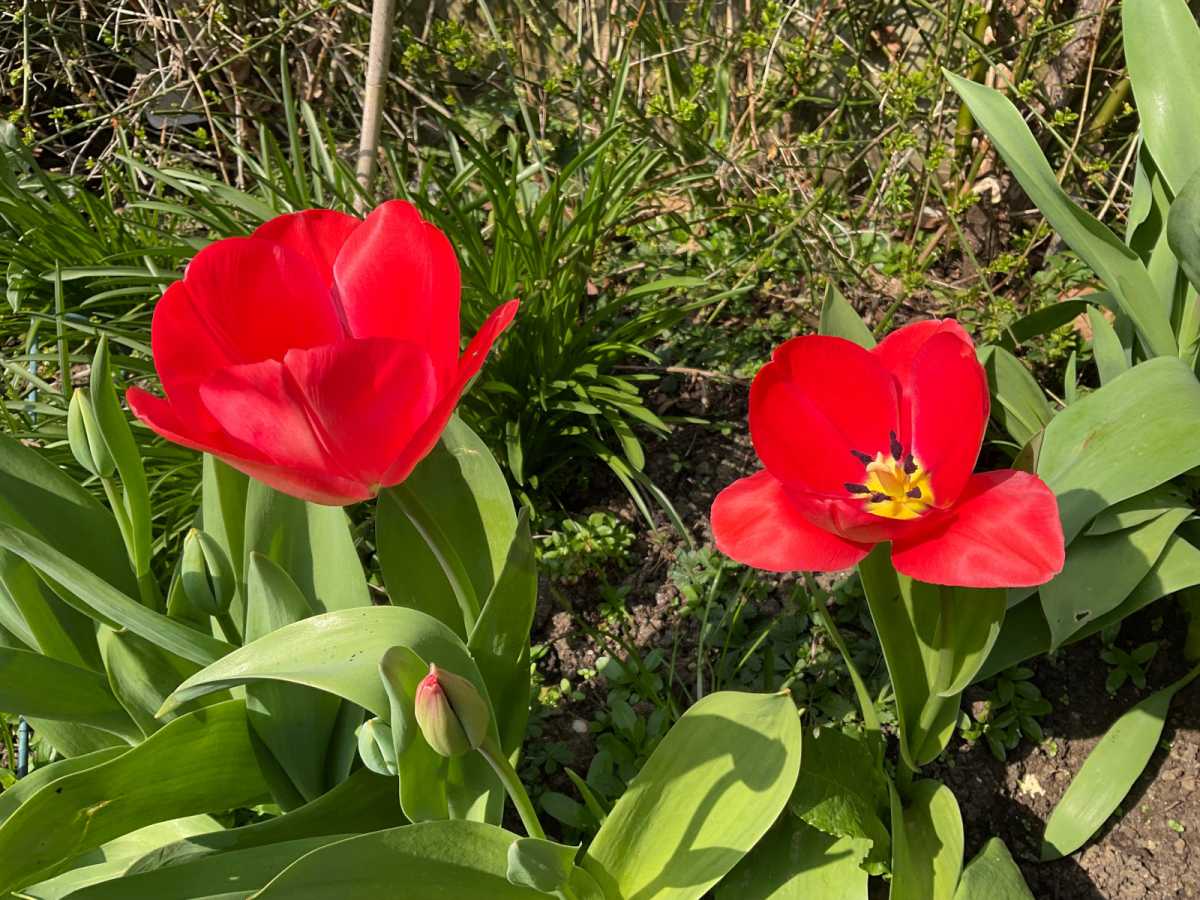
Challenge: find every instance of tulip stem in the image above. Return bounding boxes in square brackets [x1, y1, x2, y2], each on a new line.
[477, 740, 546, 840]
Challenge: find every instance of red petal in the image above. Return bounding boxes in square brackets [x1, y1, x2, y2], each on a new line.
[908, 331, 989, 506]
[873, 318, 975, 447]
[332, 200, 462, 386]
[128, 387, 366, 505]
[380, 299, 518, 485]
[749, 335, 899, 494]
[891, 470, 1064, 588]
[283, 338, 438, 487]
[253, 209, 361, 287]
[712, 471, 873, 572]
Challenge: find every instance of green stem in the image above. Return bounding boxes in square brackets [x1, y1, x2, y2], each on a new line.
[477, 739, 545, 840]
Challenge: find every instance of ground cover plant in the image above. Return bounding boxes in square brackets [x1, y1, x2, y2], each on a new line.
[2, 0, 1200, 897]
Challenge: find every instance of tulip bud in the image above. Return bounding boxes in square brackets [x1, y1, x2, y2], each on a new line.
[414, 664, 490, 758]
[67, 390, 115, 478]
[180, 529, 236, 618]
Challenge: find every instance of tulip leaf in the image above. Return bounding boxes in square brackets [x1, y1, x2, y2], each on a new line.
[1041, 663, 1200, 860]
[0, 646, 139, 741]
[0, 525, 233, 666]
[1086, 486, 1190, 536]
[954, 838, 1033, 900]
[253, 821, 606, 899]
[1167, 167, 1200, 365]
[1040, 506, 1191, 648]
[889, 779, 964, 900]
[818, 283, 876, 348]
[1036, 356, 1200, 543]
[0, 747, 127, 829]
[378, 645, 450, 822]
[1123, 0, 1200, 194]
[506, 836, 580, 894]
[996, 300, 1089, 352]
[584, 690, 802, 900]
[200, 455, 249, 625]
[96, 627, 210, 737]
[715, 815, 870, 900]
[977, 345, 1053, 446]
[1086, 306, 1130, 385]
[787, 726, 889, 873]
[59, 835, 347, 900]
[945, 72, 1176, 358]
[0, 549, 100, 672]
[0, 700, 270, 894]
[980, 532, 1200, 680]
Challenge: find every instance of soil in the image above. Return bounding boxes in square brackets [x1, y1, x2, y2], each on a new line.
[530, 373, 1200, 899]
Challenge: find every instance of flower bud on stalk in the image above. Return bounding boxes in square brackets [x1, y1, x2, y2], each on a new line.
[414, 664, 490, 758]
[180, 529, 236, 619]
[67, 390, 115, 478]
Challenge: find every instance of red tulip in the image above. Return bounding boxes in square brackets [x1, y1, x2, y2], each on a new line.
[128, 201, 517, 505]
[711, 320, 1065, 588]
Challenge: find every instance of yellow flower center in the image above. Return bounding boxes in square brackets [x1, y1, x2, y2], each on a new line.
[844, 433, 933, 521]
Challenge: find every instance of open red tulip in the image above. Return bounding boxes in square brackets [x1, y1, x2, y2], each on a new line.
[128, 201, 517, 505]
[711, 320, 1065, 588]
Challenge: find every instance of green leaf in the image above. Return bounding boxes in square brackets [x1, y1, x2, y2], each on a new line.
[1040, 506, 1190, 647]
[978, 345, 1053, 446]
[506, 836, 579, 894]
[715, 815, 869, 900]
[0, 525, 233, 666]
[818, 283, 876, 348]
[0, 700, 269, 893]
[377, 645, 449, 822]
[996, 300, 1089, 352]
[1036, 357, 1200, 543]
[945, 72, 1176, 357]
[1041, 663, 1200, 860]
[0, 748, 127, 829]
[0, 550, 99, 671]
[378, 417, 517, 636]
[584, 690, 802, 900]
[787, 727, 889, 872]
[889, 780, 964, 900]
[954, 838, 1034, 900]
[1086, 487, 1190, 536]
[1123, 0, 1200, 194]
[200, 456, 248, 626]
[1086, 306, 1130, 385]
[0, 647, 138, 741]
[96, 628, 209, 737]
[253, 821, 605, 899]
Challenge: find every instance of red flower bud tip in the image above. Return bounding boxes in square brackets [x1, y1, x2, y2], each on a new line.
[413, 663, 490, 758]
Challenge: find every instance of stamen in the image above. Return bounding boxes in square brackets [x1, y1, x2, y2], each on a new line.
[906, 487, 922, 499]
[889, 431, 904, 459]
[903, 453, 917, 475]
[850, 449, 873, 464]
[844, 483, 871, 494]
[870, 492, 889, 503]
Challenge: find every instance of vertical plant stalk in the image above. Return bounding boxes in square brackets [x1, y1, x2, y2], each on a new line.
[476, 739, 546, 840]
[355, 0, 399, 210]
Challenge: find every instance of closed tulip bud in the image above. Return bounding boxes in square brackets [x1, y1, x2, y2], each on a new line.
[414, 664, 490, 758]
[180, 529, 235, 618]
[67, 390, 115, 478]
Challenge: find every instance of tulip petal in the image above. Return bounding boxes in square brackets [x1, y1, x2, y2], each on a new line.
[128, 386, 367, 505]
[282, 338, 438, 487]
[711, 470, 873, 572]
[872, 318, 974, 381]
[253, 209, 361, 287]
[380, 299, 518, 486]
[749, 335, 900, 494]
[891, 470, 1064, 588]
[332, 200, 462, 385]
[908, 331, 989, 506]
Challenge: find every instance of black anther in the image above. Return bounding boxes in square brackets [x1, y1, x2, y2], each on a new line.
[850, 450, 873, 465]
[889, 431, 904, 459]
[903, 453, 917, 475]
[844, 482, 871, 494]
[906, 487, 922, 499]
[870, 492, 889, 503]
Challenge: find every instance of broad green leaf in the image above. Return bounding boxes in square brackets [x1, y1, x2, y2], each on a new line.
[1087, 306, 1130, 384]
[253, 821, 605, 899]
[20, 719, 127, 758]
[468, 511, 536, 754]
[96, 628, 208, 737]
[715, 816, 869, 900]
[818, 283, 875, 348]
[378, 646, 449, 822]
[0, 748, 127, 828]
[945, 72, 1176, 357]
[60, 835, 344, 900]
[1123, 0, 1200, 194]
[584, 690, 802, 900]
[0, 550, 99, 671]
[1086, 487, 1190, 536]
[506, 837, 579, 894]
[1040, 506, 1190, 647]
[0, 525, 233, 666]
[978, 345, 1053, 446]
[996, 300, 1089, 351]
[200, 456, 249, 627]
[0, 433, 134, 596]
[954, 838, 1033, 900]
[1036, 357, 1200, 542]
[0, 700, 270, 893]
[1167, 168, 1200, 364]
[889, 780, 963, 900]
[787, 727, 889, 872]
[377, 416, 517, 636]
[124, 768, 405, 873]
[979, 532, 1200, 680]
[0, 647, 138, 741]
[1041, 663, 1200, 860]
